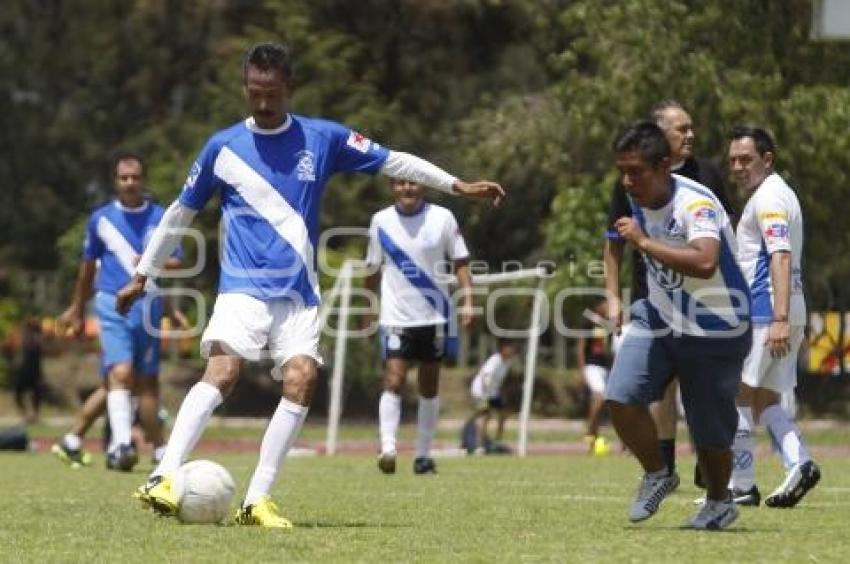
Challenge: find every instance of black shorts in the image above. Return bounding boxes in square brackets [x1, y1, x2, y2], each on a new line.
[381, 325, 457, 363]
[486, 396, 506, 410]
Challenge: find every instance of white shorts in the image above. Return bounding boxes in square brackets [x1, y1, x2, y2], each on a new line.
[584, 364, 609, 396]
[741, 324, 804, 393]
[200, 293, 323, 380]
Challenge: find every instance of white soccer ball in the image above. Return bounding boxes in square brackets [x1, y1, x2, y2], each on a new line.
[172, 459, 235, 524]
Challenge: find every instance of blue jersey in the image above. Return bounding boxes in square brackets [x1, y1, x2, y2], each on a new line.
[83, 200, 178, 294]
[179, 115, 390, 303]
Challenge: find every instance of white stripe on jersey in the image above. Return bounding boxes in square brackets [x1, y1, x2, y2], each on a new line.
[96, 216, 158, 292]
[213, 146, 320, 299]
[735, 172, 806, 325]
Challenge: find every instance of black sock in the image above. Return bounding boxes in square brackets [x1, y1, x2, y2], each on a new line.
[659, 439, 676, 473]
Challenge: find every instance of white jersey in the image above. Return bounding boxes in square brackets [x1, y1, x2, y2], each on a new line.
[366, 202, 469, 326]
[634, 174, 750, 336]
[470, 353, 512, 399]
[735, 172, 806, 325]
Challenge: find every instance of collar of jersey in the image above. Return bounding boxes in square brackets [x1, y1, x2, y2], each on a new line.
[245, 114, 293, 135]
[114, 199, 150, 213]
[394, 200, 427, 217]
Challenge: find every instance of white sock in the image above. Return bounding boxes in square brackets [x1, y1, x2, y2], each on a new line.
[107, 389, 133, 452]
[243, 397, 309, 507]
[761, 404, 810, 468]
[63, 433, 82, 451]
[153, 382, 222, 477]
[730, 406, 756, 490]
[379, 391, 402, 455]
[415, 396, 440, 459]
[153, 445, 167, 463]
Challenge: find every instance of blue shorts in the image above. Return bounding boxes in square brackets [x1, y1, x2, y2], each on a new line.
[605, 300, 751, 448]
[95, 292, 163, 378]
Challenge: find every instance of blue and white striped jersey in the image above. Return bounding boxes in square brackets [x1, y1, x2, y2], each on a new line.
[83, 200, 176, 294]
[179, 115, 389, 304]
[735, 172, 806, 325]
[631, 174, 751, 336]
[366, 202, 469, 326]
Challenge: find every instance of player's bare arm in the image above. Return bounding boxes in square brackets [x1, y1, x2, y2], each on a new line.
[767, 250, 792, 358]
[603, 238, 625, 331]
[452, 180, 505, 207]
[455, 260, 475, 327]
[58, 260, 97, 336]
[614, 217, 719, 279]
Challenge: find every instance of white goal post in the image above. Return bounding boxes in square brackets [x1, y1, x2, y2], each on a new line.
[320, 259, 549, 456]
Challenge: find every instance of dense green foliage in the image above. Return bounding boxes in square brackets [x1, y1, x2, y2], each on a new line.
[3, 0, 849, 311]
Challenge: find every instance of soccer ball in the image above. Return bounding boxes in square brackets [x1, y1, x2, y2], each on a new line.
[172, 459, 235, 524]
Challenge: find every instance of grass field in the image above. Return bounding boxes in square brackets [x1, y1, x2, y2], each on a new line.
[2, 428, 849, 563]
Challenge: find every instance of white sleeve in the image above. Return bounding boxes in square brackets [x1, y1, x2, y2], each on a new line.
[754, 191, 792, 254]
[136, 201, 197, 277]
[445, 212, 470, 260]
[379, 151, 457, 194]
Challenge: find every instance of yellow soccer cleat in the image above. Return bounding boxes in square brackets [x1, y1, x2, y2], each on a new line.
[234, 496, 293, 529]
[51, 442, 92, 469]
[134, 475, 179, 517]
[592, 437, 611, 457]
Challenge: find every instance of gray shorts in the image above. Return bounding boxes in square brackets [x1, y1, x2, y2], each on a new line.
[605, 300, 752, 448]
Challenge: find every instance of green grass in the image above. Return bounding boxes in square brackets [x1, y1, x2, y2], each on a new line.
[2, 443, 849, 562]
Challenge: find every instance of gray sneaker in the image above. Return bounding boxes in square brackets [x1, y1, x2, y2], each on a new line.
[687, 496, 739, 530]
[629, 470, 680, 522]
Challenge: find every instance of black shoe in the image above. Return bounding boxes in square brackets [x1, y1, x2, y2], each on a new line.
[377, 453, 396, 474]
[106, 443, 138, 472]
[413, 457, 437, 475]
[765, 460, 821, 508]
[731, 485, 761, 507]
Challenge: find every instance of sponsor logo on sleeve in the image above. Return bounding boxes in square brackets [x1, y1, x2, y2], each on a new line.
[686, 199, 715, 212]
[690, 204, 719, 233]
[759, 210, 788, 220]
[764, 223, 789, 242]
[346, 131, 372, 153]
[184, 161, 201, 190]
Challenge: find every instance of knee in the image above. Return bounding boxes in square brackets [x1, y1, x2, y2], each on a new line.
[282, 355, 318, 404]
[383, 369, 405, 394]
[108, 363, 133, 389]
[202, 359, 241, 397]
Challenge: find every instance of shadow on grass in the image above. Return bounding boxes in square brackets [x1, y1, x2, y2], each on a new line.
[292, 521, 410, 529]
[623, 525, 782, 534]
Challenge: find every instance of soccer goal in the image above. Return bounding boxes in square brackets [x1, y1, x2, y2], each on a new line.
[320, 260, 549, 456]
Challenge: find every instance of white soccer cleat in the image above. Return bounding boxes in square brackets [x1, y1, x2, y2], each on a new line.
[765, 460, 821, 508]
[686, 496, 739, 530]
[628, 470, 680, 522]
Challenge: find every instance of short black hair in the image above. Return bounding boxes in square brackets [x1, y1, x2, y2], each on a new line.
[612, 120, 671, 166]
[243, 42, 293, 80]
[110, 150, 145, 177]
[730, 125, 775, 156]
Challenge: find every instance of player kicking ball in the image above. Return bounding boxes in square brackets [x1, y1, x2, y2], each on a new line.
[604, 121, 752, 530]
[117, 42, 503, 529]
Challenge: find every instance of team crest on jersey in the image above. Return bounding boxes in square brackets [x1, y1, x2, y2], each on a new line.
[646, 256, 684, 290]
[295, 150, 316, 182]
[185, 161, 201, 189]
[346, 131, 372, 153]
